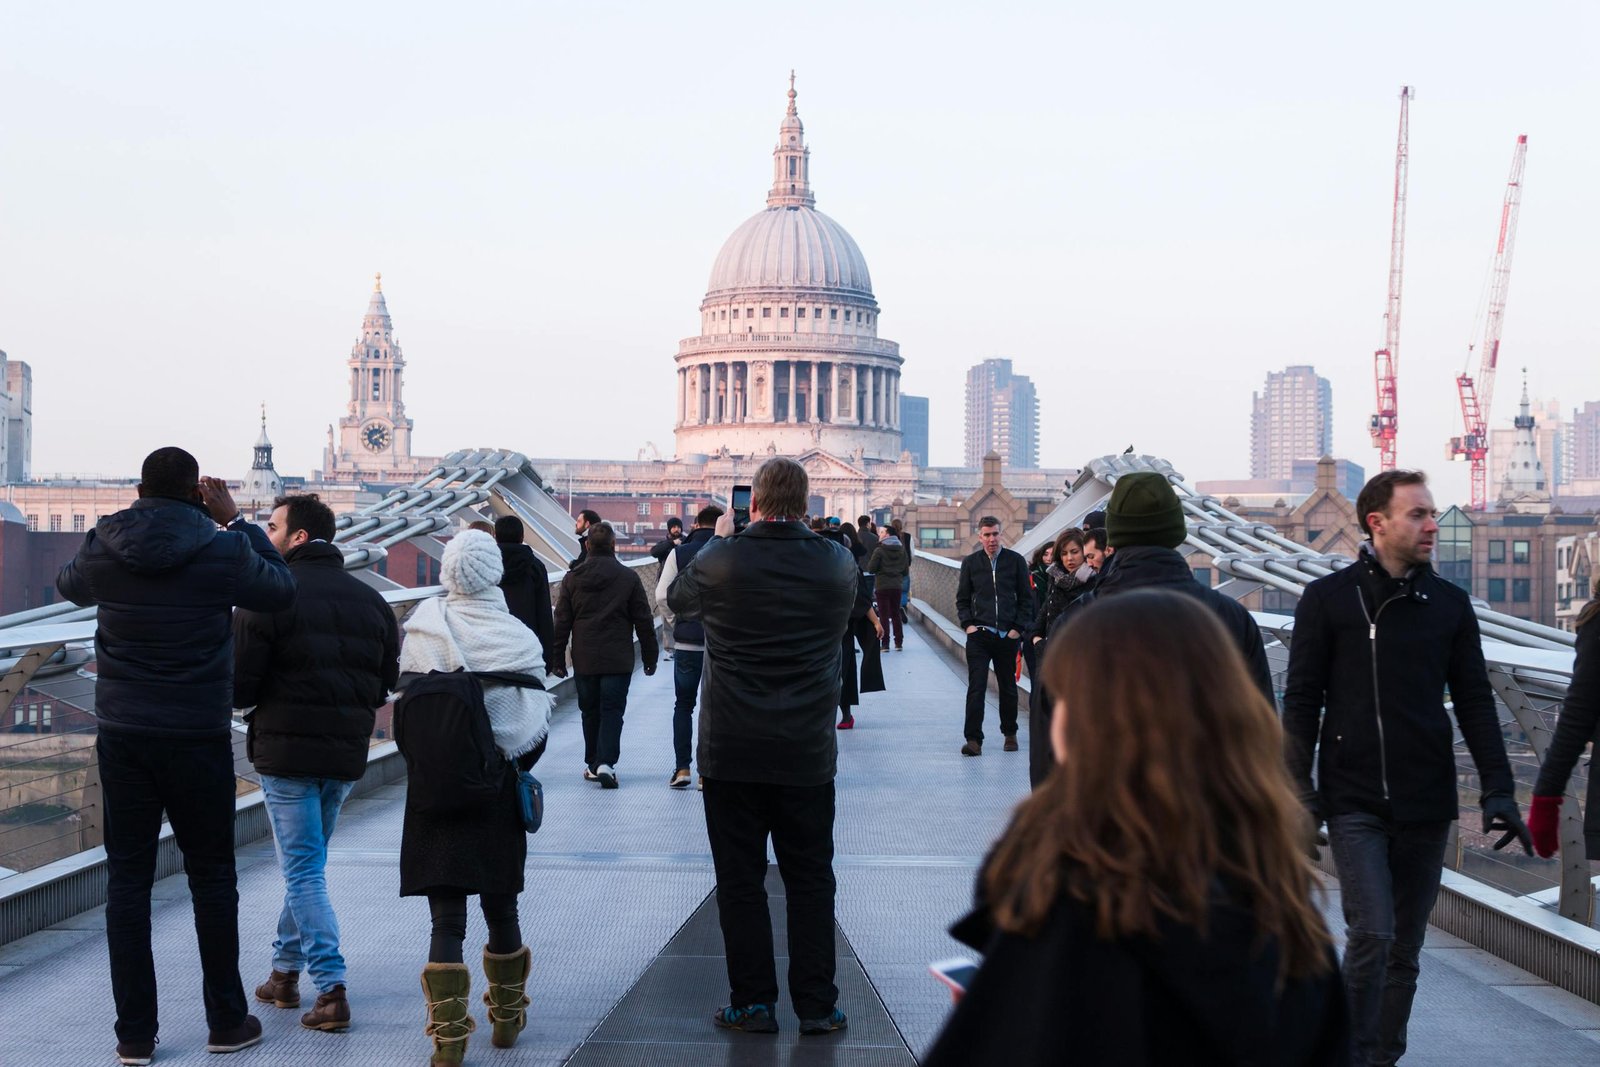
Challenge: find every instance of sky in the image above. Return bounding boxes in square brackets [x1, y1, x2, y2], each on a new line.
[2, 2, 1595, 506]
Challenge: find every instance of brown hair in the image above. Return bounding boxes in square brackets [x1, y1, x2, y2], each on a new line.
[1355, 469, 1428, 537]
[983, 589, 1331, 980]
[586, 522, 616, 556]
[1053, 527, 1086, 561]
[752, 457, 808, 518]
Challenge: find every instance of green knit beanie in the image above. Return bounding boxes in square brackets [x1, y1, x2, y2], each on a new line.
[1106, 472, 1187, 549]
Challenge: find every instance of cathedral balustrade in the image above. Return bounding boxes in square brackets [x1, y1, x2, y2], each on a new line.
[678, 334, 901, 358]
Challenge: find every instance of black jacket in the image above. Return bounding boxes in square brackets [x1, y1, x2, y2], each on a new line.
[925, 886, 1348, 1066]
[668, 521, 857, 786]
[498, 543, 556, 670]
[1031, 561, 1094, 641]
[1533, 614, 1600, 858]
[649, 533, 682, 563]
[57, 497, 295, 739]
[1283, 545, 1514, 823]
[956, 547, 1035, 634]
[865, 541, 910, 593]
[669, 528, 717, 646]
[234, 541, 400, 781]
[553, 554, 658, 675]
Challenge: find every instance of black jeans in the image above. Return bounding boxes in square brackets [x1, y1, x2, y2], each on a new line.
[1328, 812, 1451, 1067]
[701, 777, 838, 1019]
[964, 629, 1019, 742]
[671, 650, 704, 770]
[97, 732, 249, 1043]
[575, 672, 632, 770]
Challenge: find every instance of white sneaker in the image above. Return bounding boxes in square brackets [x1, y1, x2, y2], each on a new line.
[670, 768, 691, 789]
[596, 764, 618, 789]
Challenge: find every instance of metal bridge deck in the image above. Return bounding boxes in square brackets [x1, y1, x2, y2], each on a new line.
[2, 626, 1598, 1064]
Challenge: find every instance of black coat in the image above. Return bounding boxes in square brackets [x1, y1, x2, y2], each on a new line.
[649, 533, 683, 563]
[57, 497, 295, 738]
[1031, 561, 1093, 641]
[1284, 546, 1515, 823]
[865, 541, 910, 593]
[669, 528, 717, 646]
[498, 543, 556, 670]
[401, 759, 526, 898]
[1533, 614, 1600, 858]
[956, 546, 1036, 634]
[925, 889, 1348, 1066]
[234, 542, 400, 781]
[553, 554, 658, 675]
[667, 521, 857, 786]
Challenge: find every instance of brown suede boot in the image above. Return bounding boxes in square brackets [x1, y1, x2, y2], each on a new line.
[301, 984, 351, 1031]
[254, 969, 300, 1008]
[482, 945, 532, 1048]
[421, 963, 475, 1066]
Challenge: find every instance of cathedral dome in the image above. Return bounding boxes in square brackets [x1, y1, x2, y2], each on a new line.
[707, 207, 873, 298]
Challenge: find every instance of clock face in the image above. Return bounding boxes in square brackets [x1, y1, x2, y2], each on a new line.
[362, 422, 391, 452]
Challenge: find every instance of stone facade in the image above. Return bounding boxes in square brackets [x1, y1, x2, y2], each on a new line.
[898, 453, 1059, 557]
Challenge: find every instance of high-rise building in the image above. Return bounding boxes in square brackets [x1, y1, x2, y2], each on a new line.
[964, 358, 1038, 468]
[900, 395, 929, 466]
[1249, 365, 1332, 480]
[1573, 400, 1600, 481]
[0, 350, 32, 484]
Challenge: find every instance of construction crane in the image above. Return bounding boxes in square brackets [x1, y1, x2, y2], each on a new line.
[1448, 134, 1528, 510]
[1369, 86, 1412, 472]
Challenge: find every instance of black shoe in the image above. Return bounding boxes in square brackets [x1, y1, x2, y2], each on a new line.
[712, 1003, 779, 1033]
[116, 1038, 158, 1066]
[206, 1015, 263, 1054]
[799, 1008, 849, 1035]
[596, 764, 618, 789]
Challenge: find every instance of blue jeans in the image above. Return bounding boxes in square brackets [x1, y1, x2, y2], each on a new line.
[576, 673, 632, 769]
[1328, 812, 1451, 1067]
[261, 774, 357, 992]
[672, 650, 705, 769]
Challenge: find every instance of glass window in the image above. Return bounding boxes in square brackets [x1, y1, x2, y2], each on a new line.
[1513, 540, 1530, 565]
[779, 307, 788, 318]
[732, 308, 739, 319]
[1436, 508, 1474, 593]
[72, 515, 86, 533]
[830, 308, 838, 320]
[25, 514, 36, 531]
[814, 307, 823, 318]
[797, 307, 807, 318]
[49, 515, 62, 533]
[1192, 566, 1212, 588]
[1487, 578, 1506, 602]
[844, 310, 852, 321]
[1488, 540, 1505, 563]
[1512, 578, 1531, 603]
[762, 307, 771, 318]
[720, 309, 727, 320]
[636, 502, 652, 516]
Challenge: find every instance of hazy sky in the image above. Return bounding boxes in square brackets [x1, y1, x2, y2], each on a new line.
[3, 2, 1595, 505]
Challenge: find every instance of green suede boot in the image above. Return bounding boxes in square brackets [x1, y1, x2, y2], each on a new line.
[482, 945, 531, 1048]
[420, 963, 476, 1066]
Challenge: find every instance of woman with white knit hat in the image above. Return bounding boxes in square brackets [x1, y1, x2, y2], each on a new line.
[398, 530, 554, 1065]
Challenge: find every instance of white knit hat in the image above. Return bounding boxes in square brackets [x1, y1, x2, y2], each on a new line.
[440, 529, 503, 595]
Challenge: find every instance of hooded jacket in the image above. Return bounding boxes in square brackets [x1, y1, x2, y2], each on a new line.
[865, 536, 910, 593]
[1283, 545, 1514, 822]
[57, 497, 295, 738]
[497, 542, 556, 670]
[552, 553, 658, 675]
[234, 541, 399, 780]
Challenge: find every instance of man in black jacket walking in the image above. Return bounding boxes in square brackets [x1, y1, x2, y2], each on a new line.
[668, 458, 857, 1037]
[955, 516, 1034, 756]
[234, 494, 399, 1033]
[1283, 470, 1530, 1066]
[58, 448, 295, 1062]
[494, 515, 557, 672]
[654, 506, 722, 788]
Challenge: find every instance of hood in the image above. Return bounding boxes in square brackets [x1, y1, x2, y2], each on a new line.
[1093, 544, 1194, 593]
[499, 541, 536, 582]
[683, 527, 717, 548]
[95, 498, 218, 575]
[879, 533, 902, 547]
[286, 540, 344, 568]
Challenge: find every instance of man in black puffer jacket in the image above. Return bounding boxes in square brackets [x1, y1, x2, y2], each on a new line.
[494, 515, 557, 671]
[57, 448, 295, 1060]
[956, 517, 1035, 757]
[233, 494, 399, 1030]
[1035, 472, 1273, 788]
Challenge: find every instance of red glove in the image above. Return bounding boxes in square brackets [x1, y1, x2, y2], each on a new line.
[1528, 795, 1562, 859]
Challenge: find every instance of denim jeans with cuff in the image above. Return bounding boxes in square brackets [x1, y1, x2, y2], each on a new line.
[261, 774, 357, 993]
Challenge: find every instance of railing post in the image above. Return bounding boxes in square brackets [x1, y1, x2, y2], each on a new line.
[78, 759, 103, 852]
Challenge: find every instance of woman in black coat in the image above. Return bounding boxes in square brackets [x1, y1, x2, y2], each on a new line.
[1529, 583, 1600, 859]
[926, 590, 1348, 1066]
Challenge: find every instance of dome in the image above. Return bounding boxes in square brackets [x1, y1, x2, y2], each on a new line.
[706, 206, 873, 298]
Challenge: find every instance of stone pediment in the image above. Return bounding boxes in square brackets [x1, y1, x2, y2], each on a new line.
[794, 448, 867, 480]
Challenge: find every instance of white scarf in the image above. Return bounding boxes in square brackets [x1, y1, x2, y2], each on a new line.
[400, 588, 553, 759]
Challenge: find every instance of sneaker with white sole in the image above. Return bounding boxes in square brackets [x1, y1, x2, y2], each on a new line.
[596, 764, 618, 789]
[582, 767, 598, 782]
[670, 768, 691, 788]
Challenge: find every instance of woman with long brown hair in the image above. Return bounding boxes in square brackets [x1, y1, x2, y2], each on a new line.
[926, 588, 1347, 1065]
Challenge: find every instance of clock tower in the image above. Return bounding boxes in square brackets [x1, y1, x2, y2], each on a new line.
[323, 273, 431, 482]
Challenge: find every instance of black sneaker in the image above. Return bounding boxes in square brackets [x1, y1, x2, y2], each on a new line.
[116, 1038, 158, 1066]
[798, 1008, 849, 1035]
[206, 1015, 263, 1054]
[712, 1003, 779, 1033]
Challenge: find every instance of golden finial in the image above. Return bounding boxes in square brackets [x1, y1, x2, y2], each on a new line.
[374, 271, 382, 292]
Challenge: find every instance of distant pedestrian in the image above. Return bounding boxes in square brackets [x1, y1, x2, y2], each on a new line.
[855, 515, 880, 555]
[925, 590, 1348, 1066]
[234, 494, 399, 1033]
[668, 457, 857, 1036]
[58, 448, 294, 1063]
[650, 518, 685, 658]
[865, 527, 910, 651]
[553, 523, 658, 788]
[1283, 469, 1529, 1066]
[955, 517, 1034, 756]
[838, 521, 868, 563]
[653, 505, 723, 788]
[397, 530, 553, 1064]
[1529, 577, 1600, 860]
[571, 508, 601, 567]
[494, 516, 557, 673]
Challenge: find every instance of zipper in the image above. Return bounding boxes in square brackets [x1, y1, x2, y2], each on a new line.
[1356, 584, 1407, 803]
[992, 555, 1001, 635]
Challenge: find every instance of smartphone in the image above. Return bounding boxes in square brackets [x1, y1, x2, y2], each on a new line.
[730, 484, 752, 531]
[928, 957, 979, 1002]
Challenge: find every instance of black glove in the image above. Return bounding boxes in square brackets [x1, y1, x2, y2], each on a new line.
[1483, 794, 1533, 855]
[643, 664, 657, 677]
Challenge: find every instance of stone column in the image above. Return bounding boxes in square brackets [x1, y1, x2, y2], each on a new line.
[867, 366, 877, 427]
[829, 363, 839, 423]
[809, 362, 819, 423]
[787, 361, 797, 423]
[735, 362, 746, 423]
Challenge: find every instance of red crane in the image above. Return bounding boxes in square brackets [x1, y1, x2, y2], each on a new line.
[1449, 134, 1528, 510]
[1369, 86, 1413, 472]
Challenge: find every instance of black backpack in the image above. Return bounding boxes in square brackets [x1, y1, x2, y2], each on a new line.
[393, 669, 544, 817]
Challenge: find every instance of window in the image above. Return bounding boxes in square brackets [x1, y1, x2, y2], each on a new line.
[797, 307, 807, 318]
[416, 554, 429, 586]
[844, 310, 852, 321]
[829, 308, 838, 320]
[48, 515, 61, 533]
[637, 502, 652, 516]
[814, 307, 822, 318]
[918, 526, 957, 547]
[1513, 578, 1531, 603]
[779, 307, 788, 318]
[746, 308, 754, 318]
[1192, 566, 1213, 588]
[1437, 507, 1473, 593]
[762, 307, 771, 318]
[25, 514, 36, 531]
[372, 368, 383, 400]
[732, 308, 739, 319]
[1513, 540, 1530, 565]
[1487, 578, 1506, 602]
[1488, 540, 1505, 563]
[72, 515, 85, 533]
[720, 309, 727, 320]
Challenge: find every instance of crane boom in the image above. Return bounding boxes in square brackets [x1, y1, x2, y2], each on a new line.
[1449, 134, 1528, 509]
[1369, 86, 1412, 471]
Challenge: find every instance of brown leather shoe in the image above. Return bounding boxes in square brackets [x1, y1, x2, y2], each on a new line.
[1003, 735, 1019, 752]
[301, 985, 351, 1032]
[960, 739, 982, 756]
[255, 969, 300, 1008]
